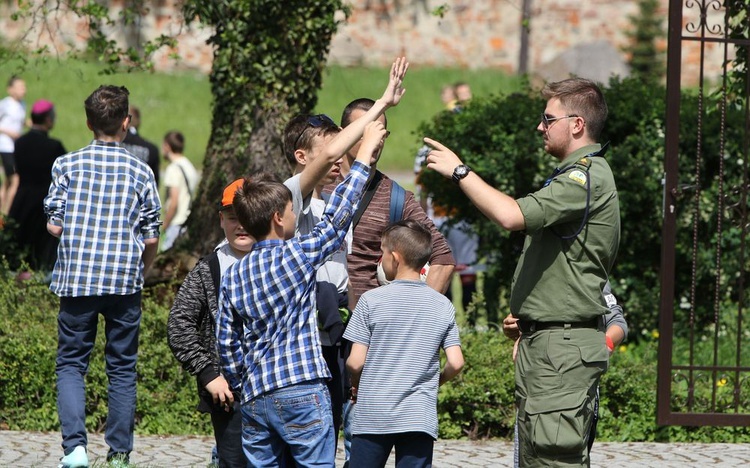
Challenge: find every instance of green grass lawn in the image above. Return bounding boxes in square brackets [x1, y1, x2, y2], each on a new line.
[14, 59, 212, 169]
[9, 59, 522, 175]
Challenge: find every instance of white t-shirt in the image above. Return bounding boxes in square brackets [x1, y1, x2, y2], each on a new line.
[284, 173, 350, 293]
[285, 173, 351, 347]
[216, 241, 245, 275]
[0, 97, 26, 153]
[163, 157, 200, 226]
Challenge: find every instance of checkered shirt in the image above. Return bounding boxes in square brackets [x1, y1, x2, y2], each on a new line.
[217, 161, 370, 402]
[44, 140, 161, 297]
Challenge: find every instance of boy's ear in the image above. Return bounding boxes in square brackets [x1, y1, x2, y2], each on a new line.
[272, 210, 284, 228]
[294, 148, 308, 166]
[391, 250, 403, 268]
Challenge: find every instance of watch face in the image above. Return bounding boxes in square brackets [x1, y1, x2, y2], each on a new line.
[456, 166, 468, 176]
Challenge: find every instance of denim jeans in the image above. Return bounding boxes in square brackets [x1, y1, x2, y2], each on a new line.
[241, 380, 335, 467]
[56, 293, 141, 460]
[350, 432, 434, 468]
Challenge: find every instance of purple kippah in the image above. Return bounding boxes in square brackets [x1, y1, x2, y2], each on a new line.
[31, 99, 54, 114]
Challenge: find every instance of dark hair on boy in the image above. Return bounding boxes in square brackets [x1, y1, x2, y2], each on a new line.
[233, 172, 293, 239]
[164, 130, 185, 154]
[84, 85, 130, 137]
[541, 78, 608, 141]
[282, 114, 340, 165]
[382, 219, 432, 270]
[340, 98, 389, 129]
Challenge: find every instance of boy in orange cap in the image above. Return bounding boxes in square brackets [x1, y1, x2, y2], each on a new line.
[167, 178, 253, 468]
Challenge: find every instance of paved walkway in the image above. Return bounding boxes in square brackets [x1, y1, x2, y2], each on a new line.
[2, 431, 749, 467]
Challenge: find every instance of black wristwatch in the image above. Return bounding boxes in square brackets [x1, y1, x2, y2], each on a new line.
[452, 164, 472, 185]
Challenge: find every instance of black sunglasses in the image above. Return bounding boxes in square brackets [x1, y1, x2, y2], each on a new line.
[541, 113, 579, 130]
[293, 114, 336, 150]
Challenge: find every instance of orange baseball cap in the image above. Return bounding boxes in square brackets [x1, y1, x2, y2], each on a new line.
[220, 178, 244, 210]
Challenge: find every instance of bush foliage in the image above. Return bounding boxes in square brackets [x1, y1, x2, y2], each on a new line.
[2, 264, 749, 442]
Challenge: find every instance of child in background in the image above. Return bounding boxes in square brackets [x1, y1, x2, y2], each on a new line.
[345, 219, 464, 468]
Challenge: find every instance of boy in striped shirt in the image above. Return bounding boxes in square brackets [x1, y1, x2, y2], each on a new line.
[344, 219, 465, 467]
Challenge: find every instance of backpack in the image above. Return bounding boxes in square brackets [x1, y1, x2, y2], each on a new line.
[351, 170, 405, 227]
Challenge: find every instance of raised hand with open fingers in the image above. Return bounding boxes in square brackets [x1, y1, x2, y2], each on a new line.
[379, 57, 410, 108]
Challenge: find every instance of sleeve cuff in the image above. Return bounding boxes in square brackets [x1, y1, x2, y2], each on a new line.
[198, 366, 221, 388]
[515, 197, 543, 233]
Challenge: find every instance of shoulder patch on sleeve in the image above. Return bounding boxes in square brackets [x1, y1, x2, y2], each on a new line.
[568, 170, 587, 186]
[334, 208, 352, 230]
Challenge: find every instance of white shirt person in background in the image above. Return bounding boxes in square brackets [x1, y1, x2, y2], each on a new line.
[161, 130, 199, 251]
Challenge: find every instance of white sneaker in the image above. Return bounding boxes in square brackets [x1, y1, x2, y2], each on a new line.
[58, 446, 89, 468]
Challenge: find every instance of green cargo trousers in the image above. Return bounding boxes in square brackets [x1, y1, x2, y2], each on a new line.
[515, 327, 609, 467]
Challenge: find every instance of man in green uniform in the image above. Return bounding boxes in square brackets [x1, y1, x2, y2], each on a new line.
[424, 77, 619, 467]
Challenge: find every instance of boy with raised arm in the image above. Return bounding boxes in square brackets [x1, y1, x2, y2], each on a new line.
[216, 119, 390, 466]
[282, 57, 408, 438]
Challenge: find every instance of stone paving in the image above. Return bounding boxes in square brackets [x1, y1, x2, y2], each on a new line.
[2, 431, 750, 467]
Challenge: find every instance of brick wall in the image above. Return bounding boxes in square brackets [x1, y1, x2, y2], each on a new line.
[0, 0, 729, 84]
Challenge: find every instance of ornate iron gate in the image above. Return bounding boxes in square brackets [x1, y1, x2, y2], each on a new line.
[658, 0, 750, 425]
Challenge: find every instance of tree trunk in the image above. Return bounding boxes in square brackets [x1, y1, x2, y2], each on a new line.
[161, 0, 343, 267]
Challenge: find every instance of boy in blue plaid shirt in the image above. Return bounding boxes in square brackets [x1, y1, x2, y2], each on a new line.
[216, 119, 390, 466]
[44, 85, 161, 468]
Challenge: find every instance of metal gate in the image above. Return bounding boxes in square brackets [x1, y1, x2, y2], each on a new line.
[658, 0, 750, 425]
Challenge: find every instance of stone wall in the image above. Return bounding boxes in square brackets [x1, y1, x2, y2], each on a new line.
[0, 0, 729, 84]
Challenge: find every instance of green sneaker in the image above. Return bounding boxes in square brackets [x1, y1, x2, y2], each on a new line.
[107, 453, 130, 468]
[58, 446, 88, 468]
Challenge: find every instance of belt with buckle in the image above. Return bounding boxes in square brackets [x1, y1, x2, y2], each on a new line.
[517, 318, 601, 334]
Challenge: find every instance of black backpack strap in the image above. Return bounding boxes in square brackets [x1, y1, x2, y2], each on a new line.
[352, 170, 383, 228]
[207, 251, 221, 294]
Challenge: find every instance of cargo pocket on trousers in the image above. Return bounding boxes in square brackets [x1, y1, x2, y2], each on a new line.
[525, 388, 590, 457]
[579, 342, 610, 372]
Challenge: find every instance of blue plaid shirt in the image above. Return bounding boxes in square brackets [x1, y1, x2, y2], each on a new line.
[44, 140, 161, 297]
[217, 161, 370, 402]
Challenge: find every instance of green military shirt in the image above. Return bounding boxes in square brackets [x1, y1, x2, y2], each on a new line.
[511, 143, 620, 323]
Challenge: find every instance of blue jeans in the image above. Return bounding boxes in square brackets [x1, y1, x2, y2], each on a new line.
[342, 398, 355, 463]
[241, 380, 335, 467]
[56, 293, 141, 460]
[350, 432, 434, 468]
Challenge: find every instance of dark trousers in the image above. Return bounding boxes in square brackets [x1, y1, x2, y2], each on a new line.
[56, 293, 141, 460]
[210, 400, 246, 468]
[350, 432, 434, 468]
[322, 344, 345, 439]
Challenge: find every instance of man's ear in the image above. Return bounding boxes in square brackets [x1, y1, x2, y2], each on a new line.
[572, 116, 586, 136]
[86, 120, 94, 132]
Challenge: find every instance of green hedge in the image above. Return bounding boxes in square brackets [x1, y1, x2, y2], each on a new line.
[3, 266, 749, 442]
[0, 267, 210, 435]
